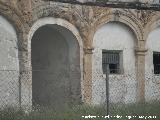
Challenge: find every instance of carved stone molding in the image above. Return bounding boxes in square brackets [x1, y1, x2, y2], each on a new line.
[135, 49, 148, 56]
[84, 48, 94, 54]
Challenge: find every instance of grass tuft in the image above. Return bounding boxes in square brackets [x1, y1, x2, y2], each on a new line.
[0, 102, 160, 120]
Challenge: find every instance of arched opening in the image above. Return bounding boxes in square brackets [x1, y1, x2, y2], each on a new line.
[0, 16, 19, 106]
[31, 24, 81, 107]
[92, 22, 137, 104]
[145, 26, 160, 102]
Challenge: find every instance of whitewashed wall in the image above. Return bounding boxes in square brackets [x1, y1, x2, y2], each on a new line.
[0, 16, 19, 106]
[145, 27, 160, 102]
[92, 22, 137, 104]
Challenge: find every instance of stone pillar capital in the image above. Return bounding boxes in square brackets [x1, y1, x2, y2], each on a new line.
[84, 47, 94, 54]
[135, 48, 148, 56]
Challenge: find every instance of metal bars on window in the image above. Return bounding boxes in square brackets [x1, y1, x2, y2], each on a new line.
[102, 50, 121, 74]
[153, 52, 160, 74]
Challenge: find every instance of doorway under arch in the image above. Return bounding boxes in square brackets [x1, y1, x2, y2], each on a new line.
[31, 24, 82, 106]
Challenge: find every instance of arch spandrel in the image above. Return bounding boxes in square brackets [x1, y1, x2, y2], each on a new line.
[144, 13, 160, 42]
[0, 3, 30, 50]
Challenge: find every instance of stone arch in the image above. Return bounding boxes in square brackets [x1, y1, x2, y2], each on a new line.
[93, 10, 143, 47]
[0, 3, 29, 50]
[0, 3, 29, 107]
[92, 20, 138, 104]
[28, 17, 83, 77]
[145, 20, 160, 102]
[28, 17, 84, 106]
[31, 2, 73, 25]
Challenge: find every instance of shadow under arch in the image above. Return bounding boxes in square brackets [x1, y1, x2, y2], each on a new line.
[28, 17, 84, 107]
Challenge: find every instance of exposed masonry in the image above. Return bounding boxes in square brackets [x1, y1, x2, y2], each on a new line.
[0, 0, 160, 107]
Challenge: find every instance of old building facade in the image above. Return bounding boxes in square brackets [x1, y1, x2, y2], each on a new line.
[0, 0, 160, 107]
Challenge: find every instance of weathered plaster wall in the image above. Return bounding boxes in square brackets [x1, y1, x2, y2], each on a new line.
[0, 16, 19, 106]
[1, 0, 160, 106]
[92, 22, 137, 104]
[145, 26, 160, 102]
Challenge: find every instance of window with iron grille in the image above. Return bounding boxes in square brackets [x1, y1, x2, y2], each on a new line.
[102, 50, 123, 74]
[153, 52, 160, 74]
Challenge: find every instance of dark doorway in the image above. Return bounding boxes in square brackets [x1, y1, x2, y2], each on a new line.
[31, 25, 81, 107]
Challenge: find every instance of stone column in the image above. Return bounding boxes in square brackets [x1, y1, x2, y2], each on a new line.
[135, 46, 147, 103]
[83, 48, 93, 104]
[18, 34, 32, 109]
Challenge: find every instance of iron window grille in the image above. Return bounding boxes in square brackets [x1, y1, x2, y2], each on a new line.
[153, 52, 160, 74]
[102, 50, 123, 74]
